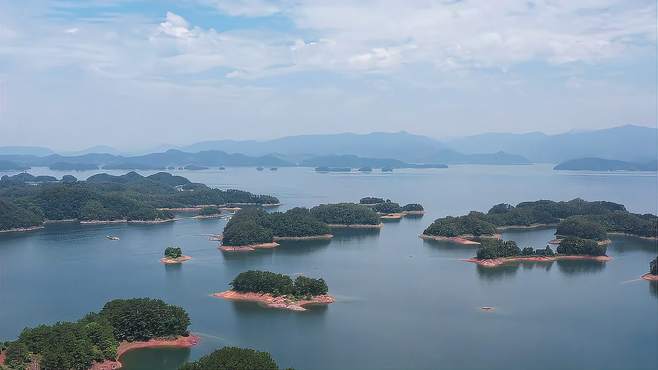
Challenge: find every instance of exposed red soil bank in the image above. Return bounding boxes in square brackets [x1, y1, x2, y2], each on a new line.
[160, 255, 192, 264]
[641, 273, 658, 281]
[466, 255, 612, 268]
[419, 234, 481, 245]
[219, 242, 280, 252]
[90, 335, 200, 370]
[273, 234, 333, 241]
[213, 290, 335, 311]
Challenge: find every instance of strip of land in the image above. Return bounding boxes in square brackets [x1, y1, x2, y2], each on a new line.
[213, 290, 335, 311]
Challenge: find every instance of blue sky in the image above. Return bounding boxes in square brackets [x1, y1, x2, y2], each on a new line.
[0, 0, 655, 150]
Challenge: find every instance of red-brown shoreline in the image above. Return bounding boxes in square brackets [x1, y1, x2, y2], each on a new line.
[419, 234, 502, 245]
[212, 290, 335, 311]
[273, 234, 333, 241]
[160, 255, 192, 264]
[466, 255, 612, 268]
[641, 273, 658, 281]
[327, 223, 384, 229]
[90, 335, 200, 370]
[219, 242, 280, 252]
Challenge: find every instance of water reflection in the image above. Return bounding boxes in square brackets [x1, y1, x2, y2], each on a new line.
[331, 228, 381, 242]
[274, 239, 332, 256]
[555, 260, 606, 275]
[608, 235, 658, 254]
[121, 347, 191, 370]
[650, 281, 658, 299]
[476, 264, 520, 281]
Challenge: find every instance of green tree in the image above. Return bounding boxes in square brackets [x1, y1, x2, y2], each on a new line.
[179, 346, 281, 370]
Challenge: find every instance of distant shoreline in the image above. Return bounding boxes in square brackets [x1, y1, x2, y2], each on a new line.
[0, 225, 45, 234]
[419, 233, 501, 245]
[641, 273, 658, 281]
[219, 242, 280, 252]
[327, 223, 384, 229]
[466, 255, 612, 268]
[273, 234, 333, 241]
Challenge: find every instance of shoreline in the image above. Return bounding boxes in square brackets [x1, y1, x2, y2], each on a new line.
[212, 290, 335, 311]
[219, 242, 280, 252]
[91, 335, 200, 370]
[379, 213, 404, 220]
[160, 255, 192, 264]
[608, 232, 658, 241]
[0, 225, 45, 234]
[79, 218, 176, 225]
[641, 273, 658, 281]
[420, 233, 501, 245]
[466, 255, 612, 268]
[327, 223, 384, 229]
[402, 210, 425, 216]
[192, 214, 224, 219]
[273, 234, 333, 241]
[495, 223, 558, 231]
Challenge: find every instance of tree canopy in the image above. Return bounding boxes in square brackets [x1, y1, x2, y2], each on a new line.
[556, 237, 607, 256]
[230, 270, 328, 297]
[164, 247, 183, 259]
[650, 257, 657, 275]
[310, 203, 380, 225]
[180, 346, 284, 370]
[424, 212, 496, 237]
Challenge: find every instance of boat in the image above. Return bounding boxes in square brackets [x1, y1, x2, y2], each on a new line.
[106, 236, 120, 241]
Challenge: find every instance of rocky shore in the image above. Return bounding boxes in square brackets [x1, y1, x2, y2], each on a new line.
[213, 290, 335, 311]
[466, 255, 612, 268]
[219, 242, 280, 252]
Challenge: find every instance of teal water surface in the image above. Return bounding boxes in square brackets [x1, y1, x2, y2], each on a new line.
[0, 165, 656, 370]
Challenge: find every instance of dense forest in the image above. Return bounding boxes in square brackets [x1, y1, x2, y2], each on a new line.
[556, 237, 607, 256]
[0, 172, 278, 231]
[475, 239, 555, 259]
[372, 201, 403, 214]
[423, 199, 657, 239]
[180, 346, 289, 370]
[309, 203, 380, 225]
[650, 257, 657, 275]
[230, 270, 328, 297]
[2, 298, 190, 369]
[199, 206, 222, 216]
[164, 247, 183, 259]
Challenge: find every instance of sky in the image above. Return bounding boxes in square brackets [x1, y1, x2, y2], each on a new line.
[0, 0, 656, 151]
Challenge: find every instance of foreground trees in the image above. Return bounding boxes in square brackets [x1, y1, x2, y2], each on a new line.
[230, 270, 328, 297]
[180, 346, 285, 370]
[3, 298, 190, 369]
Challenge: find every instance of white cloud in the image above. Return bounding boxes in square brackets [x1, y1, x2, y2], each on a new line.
[202, 0, 283, 17]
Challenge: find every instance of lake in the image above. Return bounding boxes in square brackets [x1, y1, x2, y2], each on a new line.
[0, 165, 656, 370]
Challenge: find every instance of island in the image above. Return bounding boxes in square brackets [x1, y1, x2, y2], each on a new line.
[161, 246, 192, 264]
[0, 172, 279, 233]
[465, 237, 610, 267]
[359, 197, 385, 205]
[0, 298, 197, 370]
[401, 203, 425, 215]
[358, 166, 372, 172]
[219, 207, 333, 251]
[309, 203, 382, 228]
[183, 164, 209, 170]
[213, 270, 334, 311]
[642, 257, 658, 281]
[554, 157, 657, 172]
[315, 166, 352, 172]
[421, 198, 657, 244]
[195, 206, 223, 219]
[180, 346, 290, 370]
[359, 197, 423, 218]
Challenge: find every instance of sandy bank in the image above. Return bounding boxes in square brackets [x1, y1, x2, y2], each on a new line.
[219, 242, 280, 252]
[91, 335, 200, 370]
[419, 234, 503, 245]
[402, 210, 425, 216]
[192, 214, 224, 219]
[641, 273, 658, 281]
[273, 234, 333, 241]
[379, 213, 404, 220]
[327, 223, 384, 229]
[0, 225, 45, 234]
[160, 255, 192, 264]
[213, 290, 335, 311]
[466, 255, 612, 268]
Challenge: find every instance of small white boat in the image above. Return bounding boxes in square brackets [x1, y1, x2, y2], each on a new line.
[106, 235, 120, 241]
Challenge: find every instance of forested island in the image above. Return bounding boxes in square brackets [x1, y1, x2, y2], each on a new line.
[180, 346, 291, 370]
[0, 298, 197, 370]
[219, 207, 332, 251]
[358, 197, 424, 218]
[213, 270, 334, 311]
[0, 172, 279, 232]
[309, 203, 382, 228]
[195, 206, 223, 219]
[161, 246, 192, 264]
[421, 198, 657, 244]
[466, 237, 610, 267]
[642, 257, 658, 281]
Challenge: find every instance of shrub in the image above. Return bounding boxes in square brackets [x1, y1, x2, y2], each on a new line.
[557, 237, 607, 256]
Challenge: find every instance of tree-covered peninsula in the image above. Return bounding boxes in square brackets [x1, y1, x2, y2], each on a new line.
[0, 172, 279, 232]
[422, 198, 657, 244]
[220, 207, 332, 250]
[180, 346, 289, 370]
[309, 203, 381, 227]
[1, 298, 195, 370]
[214, 270, 334, 311]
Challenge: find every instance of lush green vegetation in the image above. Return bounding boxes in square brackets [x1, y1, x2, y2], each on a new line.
[310, 203, 380, 225]
[164, 247, 183, 259]
[359, 197, 385, 205]
[475, 239, 555, 259]
[372, 201, 402, 214]
[556, 216, 607, 240]
[402, 203, 424, 212]
[266, 207, 331, 237]
[3, 298, 189, 369]
[424, 198, 656, 239]
[199, 206, 222, 216]
[180, 346, 287, 370]
[556, 237, 607, 256]
[230, 270, 328, 297]
[423, 212, 497, 237]
[650, 257, 657, 275]
[0, 172, 278, 231]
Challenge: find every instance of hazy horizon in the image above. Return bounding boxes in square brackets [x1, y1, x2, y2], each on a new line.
[0, 1, 656, 150]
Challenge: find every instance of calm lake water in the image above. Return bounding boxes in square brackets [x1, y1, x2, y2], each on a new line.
[1, 165, 657, 370]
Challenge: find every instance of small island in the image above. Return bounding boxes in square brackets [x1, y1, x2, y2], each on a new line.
[359, 197, 424, 217]
[642, 257, 658, 281]
[213, 270, 334, 311]
[421, 212, 500, 244]
[160, 246, 192, 264]
[194, 206, 223, 219]
[180, 346, 291, 370]
[219, 207, 333, 252]
[466, 237, 611, 267]
[0, 172, 279, 233]
[0, 298, 197, 370]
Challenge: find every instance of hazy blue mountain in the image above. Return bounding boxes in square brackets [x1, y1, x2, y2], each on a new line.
[554, 158, 658, 171]
[0, 160, 30, 171]
[61, 145, 123, 156]
[432, 150, 531, 165]
[300, 155, 447, 169]
[445, 125, 657, 163]
[0, 146, 54, 156]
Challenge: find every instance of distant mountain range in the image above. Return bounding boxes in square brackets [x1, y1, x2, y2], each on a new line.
[0, 125, 654, 169]
[554, 158, 658, 171]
